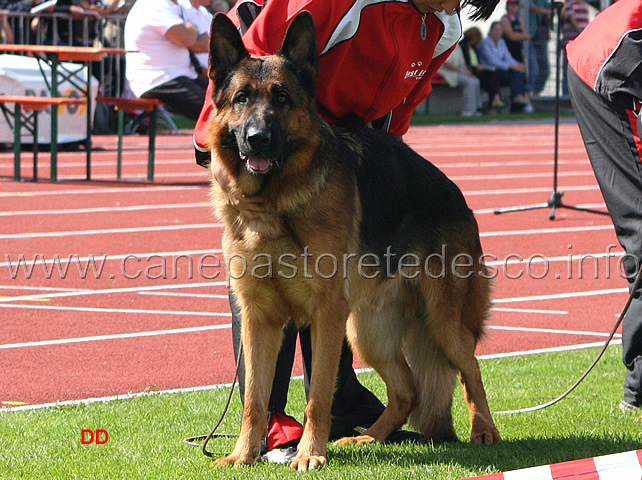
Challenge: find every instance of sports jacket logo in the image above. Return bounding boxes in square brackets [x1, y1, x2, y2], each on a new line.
[404, 61, 426, 80]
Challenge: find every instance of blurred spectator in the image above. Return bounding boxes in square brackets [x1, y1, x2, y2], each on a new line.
[0, 8, 13, 42]
[124, 0, 209, 120]
[478, 21, 533, 112]
[32, 0, 107, 46]
[178, 0, 212, 78]
[460, 27, 504, 112]
[527, 0, 551, 95]
[1, 0, 32, 43]
[437, 43, 482, 116]
[501, 0, 530, 63]
[561, 0, 589, 94]
[208, 0, 229, 13]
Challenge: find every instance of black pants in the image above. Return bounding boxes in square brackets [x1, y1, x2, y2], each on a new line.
[568, 65, 642, 406]
[142, 75, 208, 121]
[229, 290, 384, 440]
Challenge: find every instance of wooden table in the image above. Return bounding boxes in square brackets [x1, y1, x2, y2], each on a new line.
[0, 45, 126, 181]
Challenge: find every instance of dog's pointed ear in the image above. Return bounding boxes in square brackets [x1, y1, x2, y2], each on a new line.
[208, 12, 250, 87]
[278, 11, 319, 82]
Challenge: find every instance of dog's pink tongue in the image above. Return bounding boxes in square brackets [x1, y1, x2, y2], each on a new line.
[248, 157, 270, 172]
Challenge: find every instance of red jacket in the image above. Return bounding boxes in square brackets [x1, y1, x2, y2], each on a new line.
[194, 0, 461, 153]
[566, 0, 642, 106]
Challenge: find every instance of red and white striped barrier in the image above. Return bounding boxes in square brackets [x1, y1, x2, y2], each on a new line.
[459, 450, 642, 480]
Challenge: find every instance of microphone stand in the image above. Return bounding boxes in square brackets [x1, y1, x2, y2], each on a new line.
[493, 0, 607, 220]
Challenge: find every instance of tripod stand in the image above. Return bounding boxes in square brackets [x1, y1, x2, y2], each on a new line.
[493, 1, 607, 220]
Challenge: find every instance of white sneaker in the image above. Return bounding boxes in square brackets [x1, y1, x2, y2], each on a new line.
[258, 446, 298, 464]
[523, 104, 534, 113]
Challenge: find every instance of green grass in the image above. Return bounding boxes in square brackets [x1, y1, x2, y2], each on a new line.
[2, 346, 639, 479]
[410, 110, 575, 125]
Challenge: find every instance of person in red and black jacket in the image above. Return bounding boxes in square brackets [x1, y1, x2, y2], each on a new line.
[195, 0, 500, 461]
[567, 0, 642, 412]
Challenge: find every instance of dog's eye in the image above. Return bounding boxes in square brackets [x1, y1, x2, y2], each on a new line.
[275, 92, 289, 105]
[234, 93, 248, 105]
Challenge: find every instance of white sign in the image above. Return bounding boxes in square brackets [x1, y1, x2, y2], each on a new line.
[0, 54, 97, 144]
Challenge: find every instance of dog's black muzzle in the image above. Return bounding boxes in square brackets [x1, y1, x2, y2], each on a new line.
[237, 119, 284, 174]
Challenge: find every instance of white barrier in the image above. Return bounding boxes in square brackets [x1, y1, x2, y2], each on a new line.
[0, 54, 97, 144]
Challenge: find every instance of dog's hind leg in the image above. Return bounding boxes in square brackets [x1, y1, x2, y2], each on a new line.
[335, 302, 417, 445]
[411, 276, 500, 445]
[212, 315, 283, 467]
[404, 319, 460, 443]
[451, 274, 500, 444]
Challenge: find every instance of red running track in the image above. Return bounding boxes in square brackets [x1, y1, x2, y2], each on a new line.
[0, 120, 629, 409]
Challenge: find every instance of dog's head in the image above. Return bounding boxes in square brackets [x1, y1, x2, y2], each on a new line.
[206, 11, 320, 192]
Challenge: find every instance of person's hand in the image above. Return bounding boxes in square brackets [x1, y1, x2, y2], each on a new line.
[510, 62, 525, 73]
[211, 160, 267, 219]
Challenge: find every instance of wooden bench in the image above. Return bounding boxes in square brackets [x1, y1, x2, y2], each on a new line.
[96, 96, 167, 182]
[0, 95, 87, 181]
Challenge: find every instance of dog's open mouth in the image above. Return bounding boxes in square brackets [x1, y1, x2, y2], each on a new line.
[242, 154, 281, 174]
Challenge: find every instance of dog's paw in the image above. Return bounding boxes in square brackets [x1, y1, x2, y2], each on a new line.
[212, 453, 254, 467]
[333, 434, 376, 446]
[289, 454, 326, 471]
[470, 425, 501, 444]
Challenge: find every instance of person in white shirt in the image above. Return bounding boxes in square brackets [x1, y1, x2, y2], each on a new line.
[178, 0, 213, 75]
[124, 0, 209, 120]
[437, 43, 482, 116]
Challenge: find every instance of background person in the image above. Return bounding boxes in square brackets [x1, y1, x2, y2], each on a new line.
[177, 0, 213, 77]
[437, 42, 483, 116]
[566, 0, 642, 412]
[478, 21, 532, 112]
[560, 0, 589, 95]
[194, 0, 500, 461]
[124, 0, 209, 120]
[527, 0, 550, 95]
[501, 0, 530, 64]
[460, 26, 504, 112]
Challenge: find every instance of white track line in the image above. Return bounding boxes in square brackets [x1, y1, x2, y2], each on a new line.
[139, 291, 229, 299]
[0, 285, 90, 292]
[0, 202, 208, 217]
[0, 222, 612, 241]
[0, 185, 206, 198]
[0, 324, 232, 350]
[0, 248, 223, 268]
[465, 184, 599, 196]
[492, 307, 568, 315]
[0, 303, 232, 316]
[480, 224, 613, 238]
[0, 223, 221, 240]
[449, 170, 594, 181]
[0, 281, 227, 303]
[481, 339, 622, 360]
[493, 288, 629, 304]
[487, 325, 621, 338]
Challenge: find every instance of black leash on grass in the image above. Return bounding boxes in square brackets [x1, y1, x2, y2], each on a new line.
[183, 344, 243, 456]
[495, 266, 642, 415]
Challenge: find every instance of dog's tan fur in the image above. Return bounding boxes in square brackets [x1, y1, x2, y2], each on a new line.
[205, 11, 500, 470]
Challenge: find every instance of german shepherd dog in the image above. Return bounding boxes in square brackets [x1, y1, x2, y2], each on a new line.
[205, 11, 501, 470]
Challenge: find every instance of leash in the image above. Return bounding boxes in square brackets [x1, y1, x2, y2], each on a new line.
[495, 266, 642, 415]
[183, 343, 243, 456]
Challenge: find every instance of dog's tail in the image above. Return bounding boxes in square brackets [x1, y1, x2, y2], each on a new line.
[404, 319, 459, 443]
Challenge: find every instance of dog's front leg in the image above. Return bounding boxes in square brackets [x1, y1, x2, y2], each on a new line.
[290, 304, 348, 471]
[212, 317, 282, 467]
